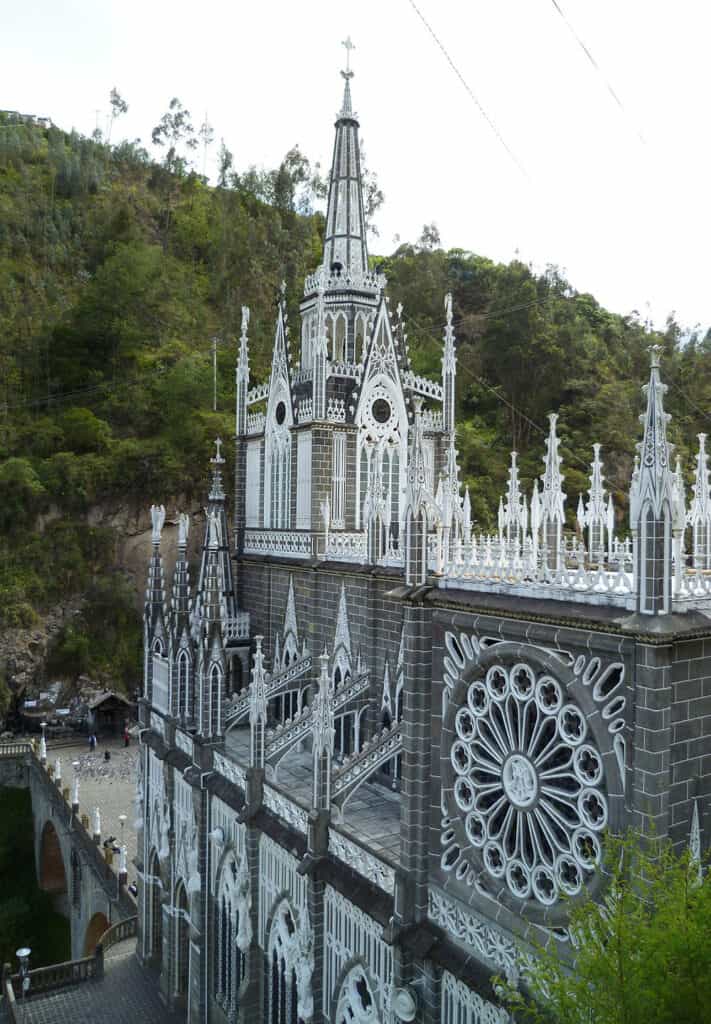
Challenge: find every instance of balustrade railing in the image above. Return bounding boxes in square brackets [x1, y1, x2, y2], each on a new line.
[243, 530, 314, 558]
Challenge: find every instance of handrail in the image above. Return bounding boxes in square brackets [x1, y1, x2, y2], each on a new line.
[97, 915, 138, 953]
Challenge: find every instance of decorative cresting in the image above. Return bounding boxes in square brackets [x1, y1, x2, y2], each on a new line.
[440, 634, 625, 920]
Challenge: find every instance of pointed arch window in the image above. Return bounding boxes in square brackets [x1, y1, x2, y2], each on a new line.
[214, 851, 249, 1015]
[266, 901, 304, 1024]
[335, 965, 381, 1024]
[177, 650, 190, 722]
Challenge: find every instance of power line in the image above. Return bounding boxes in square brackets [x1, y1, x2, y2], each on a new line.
[406, 0, 530, 180]
[548, 0, 646, 146]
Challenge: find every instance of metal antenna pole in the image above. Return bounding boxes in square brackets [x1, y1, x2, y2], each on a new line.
[212, 336, 218, 412]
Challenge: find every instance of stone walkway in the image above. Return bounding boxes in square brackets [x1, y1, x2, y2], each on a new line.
[48, 739, 138, 887]
[20, 940, 184, 1023]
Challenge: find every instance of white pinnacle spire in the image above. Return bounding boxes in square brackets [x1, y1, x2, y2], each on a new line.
[585, 443, 607, 561]
[689, 433, 711, 568]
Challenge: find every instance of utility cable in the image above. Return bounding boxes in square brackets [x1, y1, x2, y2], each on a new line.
[406, 0, 530, 180]
[548, 0, 646, 146]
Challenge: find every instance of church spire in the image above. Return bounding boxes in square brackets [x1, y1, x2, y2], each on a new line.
[630, 346, 674, 615]
[322, 38, 369, 279]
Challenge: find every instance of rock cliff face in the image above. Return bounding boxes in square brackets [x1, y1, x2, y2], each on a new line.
[3, 499, 210, 702]
[86, 498, 208, 613]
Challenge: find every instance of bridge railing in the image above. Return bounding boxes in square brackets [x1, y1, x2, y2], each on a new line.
[0, 740, 33, 758]
[97, 914, 138, 955]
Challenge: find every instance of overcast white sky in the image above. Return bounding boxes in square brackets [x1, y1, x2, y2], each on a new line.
[4, 0, 710, 331]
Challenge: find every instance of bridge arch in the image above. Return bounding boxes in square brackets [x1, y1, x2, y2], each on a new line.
[39, 819, 68, 895]
[83, 911, 110, 955]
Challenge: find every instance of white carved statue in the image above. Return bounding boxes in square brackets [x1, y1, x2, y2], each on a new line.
[150, 504, 166, 544]
[295, 918, 315, 1021]
[178, 512, 190, 547]
[159, 798, 170, 859]
[235, 862, 253, 953]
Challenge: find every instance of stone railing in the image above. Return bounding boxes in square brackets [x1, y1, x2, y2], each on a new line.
[150, 711, 165, 737]
[246, 411, 265, 434]
[303, 267, 385, 295]
[97, 915, 138, 955]
[401, 370, 443, 401]
[3, 954, 101, 1005]
[420, 408, 444, 431]
[297, 397, 313, 423]
[224, 611, 250, 641]
[0, 741, 33, 758]
[326, 397, 346, 422]
[262, 782, 309, 835]
[243, 530, 314, 559]
[292, 368, 313, 386]
[328, 828, 395, 894]
[328, 362, 360, 380]
[246, 382, 269, 405]
[323, 531, 367, 563]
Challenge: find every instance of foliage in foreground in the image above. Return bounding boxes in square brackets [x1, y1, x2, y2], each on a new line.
[501, 835, 711, 1024]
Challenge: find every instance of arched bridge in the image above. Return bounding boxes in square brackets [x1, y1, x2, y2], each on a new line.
[0, 742, 135, 962]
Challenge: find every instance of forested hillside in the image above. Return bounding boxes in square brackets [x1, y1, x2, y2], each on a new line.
[1, 110, 710, 696]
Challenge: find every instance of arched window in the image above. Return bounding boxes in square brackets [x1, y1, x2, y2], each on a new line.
[333, 312, 347, 363]
[175, 882, 190, 997]
[214, 851, 249, 1015]
[177, 651, 189, 722]
[266, 900, 310, 1024]
[148, 849, 163, 964]
[354, 313, 366, 362]
[152, 637, 163, 656]
[335, 965, 381, 1024]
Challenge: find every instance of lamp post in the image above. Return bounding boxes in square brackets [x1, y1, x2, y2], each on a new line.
[119, 813, 127, 843]
[16, 947, 30, 1022]
[39, 721, 47, 765]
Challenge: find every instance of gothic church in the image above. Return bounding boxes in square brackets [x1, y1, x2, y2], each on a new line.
[137, 54, 711, 1024]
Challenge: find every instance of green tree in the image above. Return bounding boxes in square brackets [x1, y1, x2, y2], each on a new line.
[0, 458, 46, 533]
[502, 835, 711, 1024]
[107, 87, 128, 143]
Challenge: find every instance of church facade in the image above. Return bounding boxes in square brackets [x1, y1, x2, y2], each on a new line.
[136, 61, 711, 1024]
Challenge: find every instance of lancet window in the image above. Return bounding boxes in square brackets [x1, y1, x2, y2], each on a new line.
[214, 851, 249, 1016]
[332, 433, 347, 529]
[266, 901, 307, 1024]
[177, 650, 190, 722]
[355, 379, 407, 548]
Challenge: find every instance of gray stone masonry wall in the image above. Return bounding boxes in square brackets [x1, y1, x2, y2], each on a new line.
[669, 636, 711, 850]
[632, 641, 673, 840]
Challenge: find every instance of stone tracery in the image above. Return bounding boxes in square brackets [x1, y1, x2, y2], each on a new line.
[442, 641, 611, 911]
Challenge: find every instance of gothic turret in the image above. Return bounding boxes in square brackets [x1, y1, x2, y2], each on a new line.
[630, 347, 674, 615]
[442, 293, 456, 435]
[235, 305, 250, 439]
[196, 439, 236, 619]
[144, 504, 167, 702]
[169, 513, 193, 722]
[539, 414, 566, 570]
[196, 508, 227, 738]
[689, 433, 711, 569]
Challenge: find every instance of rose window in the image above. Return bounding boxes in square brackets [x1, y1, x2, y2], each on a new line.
[443, 659, 607, 908]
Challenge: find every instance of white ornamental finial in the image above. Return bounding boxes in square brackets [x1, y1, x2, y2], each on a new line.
[150, 504, 166, 545]
[177, 512, 190, 547]
[445, 291, 453, 326]
[241, 305, 250, 334]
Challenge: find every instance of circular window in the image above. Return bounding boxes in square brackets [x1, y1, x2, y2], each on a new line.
[275, 401, 286, 425]
[442, 651, 609, 911]
[372, 398, 391, 424]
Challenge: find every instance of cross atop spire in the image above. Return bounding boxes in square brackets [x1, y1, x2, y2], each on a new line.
[341, 36, 355, 78]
